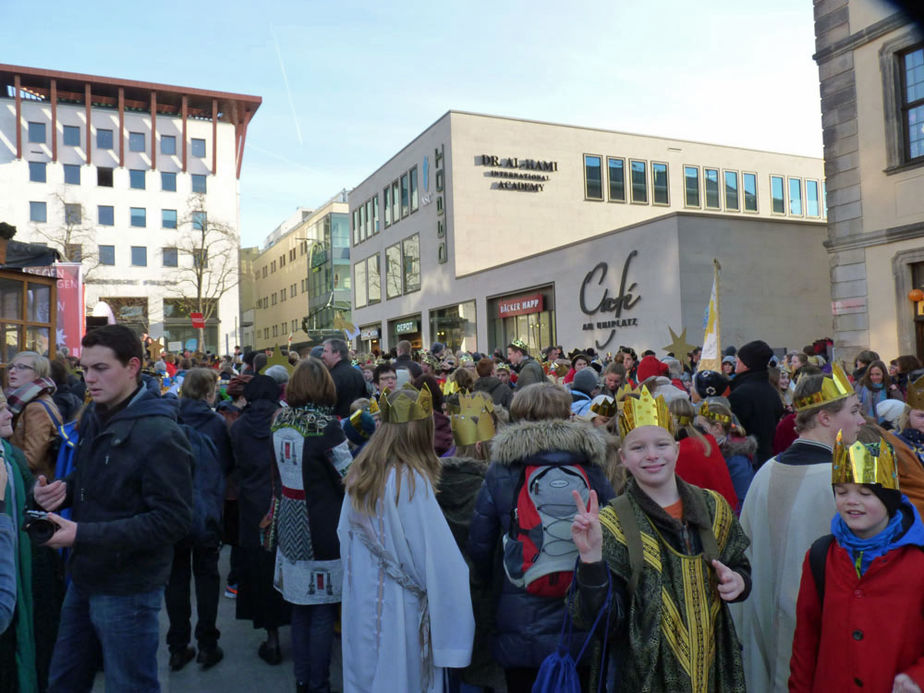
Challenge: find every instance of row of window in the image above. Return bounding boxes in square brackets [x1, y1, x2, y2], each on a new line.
[260, 242, 310, 278]
[262, 320, 301, 340]
[353, 234, 420, 308]
[29, 201, 206, 230]
[27, 161, 208, 193]
[352, 165, 420, 246]
[257, 281, 305, 309]
[26, 122, 208, 158]
[70, 244, 185, 267]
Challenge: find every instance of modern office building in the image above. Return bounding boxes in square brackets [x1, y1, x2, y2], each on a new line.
[252, 193, 351, 352]
[348, 111, 831, 357]
[814, 0, 924, 363]
[0, 64, 261, 355]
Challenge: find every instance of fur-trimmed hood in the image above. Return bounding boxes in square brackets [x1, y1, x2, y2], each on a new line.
[720, 434, 757, 461]
[491, 419, 608, 468]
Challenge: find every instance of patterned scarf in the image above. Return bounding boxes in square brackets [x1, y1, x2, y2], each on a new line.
[5, 377, 56, 416]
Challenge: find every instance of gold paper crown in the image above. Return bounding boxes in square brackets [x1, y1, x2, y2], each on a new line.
[378, 383, 433, 424]
[367, 398, 380, 415]
[494, 362, 510, 373]
[906, 374, 924, 411]
[698, 401, 732, 426]
[793, 362, 852, 411]
[259, 345, 294, 375]
[590, 395, 617, 418]
[348, 408, 373, 439]
[450, 393, 496, 446]
[617, 387, 674, 439]
[509, 339, 529, 352]
[832, 430, 899, 490]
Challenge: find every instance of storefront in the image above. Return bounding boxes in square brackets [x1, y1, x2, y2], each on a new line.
[358, 324, 382, 355]
[429, 300, 477, 353]
[487, 287, 556, 355]
[388, 315, 422, 351]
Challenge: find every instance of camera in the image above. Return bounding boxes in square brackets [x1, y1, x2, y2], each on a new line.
[23, 510, 58, 545]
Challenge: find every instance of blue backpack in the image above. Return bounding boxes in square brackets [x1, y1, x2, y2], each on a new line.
[178, 423, 225, 544]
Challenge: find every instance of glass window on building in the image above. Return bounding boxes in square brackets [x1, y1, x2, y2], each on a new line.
[584, 155, 603, 200]
[192, 211, 207, 231]
[383, 186, 392, 227]
[386, 243, 402, 299]
[98, 167, 113, 187]
[162, 209, 177, 229]
[98, 205, 114, 226]
[630, 160, 647, 204]
[409, 166, 419, 212]
[355, 261, 367, 308]
[29, 161, 46, 183]
[770, 175, 785, 214]
[162, 247, 178, 267]
[373, 195, 380, 234]
[684, 166, 700, 207]
[0, 275, 56, 361]
[391, 180, 400, 223]
[489, 289, 556, 356]
[129, 131, 145, 152]
[724, 171, 739, 211]
[788, 177, 803, 215]
[162, 172, 177, 192]
[367, 254, 381, 304]
[652, 163, 669, 205]
[161, 135, 176, 155]
[97, 128, 113, 149]
[352, 209, 360, 245]
[163, 298, 218, 353]
[359, 203, 367, 243]
[822, 182, 828, 217]
[743, 172, 758, 212]
[402, 235, 420, 293]
[28, 122, 45, 144]
[607, 157, 625, 202]
[99, 245, 115, 265]
[400, 173, 410, 218]
[64, 203, 81, 225]
[63, 125, 80, 147]
[129, 169, 145, 190]
[191, 138, 206, 158]
[704, 168, 720, 209]
[191, 174, 207, 193]
[63, 164, 80, 185]
[29, 202, 46, 223]
[903, 46, 924, 160]
[806, 180, 820, 217]
[131, 207, 146, 228]
[131, 246, 147, 266]
[430, 300, 477, 353]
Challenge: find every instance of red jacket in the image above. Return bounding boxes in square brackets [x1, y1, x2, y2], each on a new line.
[674, 433, 738, 511]
[789, 541, 924, 691]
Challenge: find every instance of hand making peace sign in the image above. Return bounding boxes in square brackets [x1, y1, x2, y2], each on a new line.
[571, 489, 603, 564]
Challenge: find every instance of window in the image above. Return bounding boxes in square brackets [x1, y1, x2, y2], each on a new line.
[271, 292, 277, 306]
[352, 209, 360, 245]
[28, 122, 45, 144]
[373, 195, 380, 234]
[788, 177, 803, 215]
[161, 172, 177, 192]
[162, 247, 178, 267]
[355, 261, 367, 308]
[97, 167, 113, 187]
[98, 205, 114, 226]
[63, 164, 81, 185]
[280, 253, 286, 268]
[742, 172, 758, 212]
[130, 207, 146, 228]
[770, 175, 785, 214]
[391, 180, 400, 223]
[409, 167, 419, 212]
[191, 211, 207, 231]
[193, 249, 208, 268]
[98, 245, 115, 265]
[630, 160, 647, 204]
[584, 155, 603, 200]
[191, 174, 207, 193]
[97, 128, 113, 149]
[652, 163, 669, 205]
[358, 204, 367, 242]
[386, 243, 402, 299]
[65, 244, 82, 262]
[683, 166, 700, 207]
[131, 246, 147, 266]
[129, 169, 145, 190]
[724, 171, 739, 211]
[191, 138, 206, 157]
[129, 132, 145, 152]
[704, 168, 720, 209]
[902, 46, 924, 160]
[290, 283, 296, 297]
[400, 173, 410, 218]
[29, 201, 46, 223]
[262, 266, 267, 278]
[805, 180, 820, 217]
[822, 182, 828, 217]
[271, 261, 276, 273]
[383, 186, 392, 227]
[402, 235, 420, 293]
[29, 161, 46, 183]
[367, 254, 381, 304]
[161, 135, 176, 155]
[162, 209, 177, 229]
[280, 289, 286, 303]
[272, 325, 278, 338]
[64, 203, 81, 225]
[63, 125, 80, 146]
[607, 157, 625, 202]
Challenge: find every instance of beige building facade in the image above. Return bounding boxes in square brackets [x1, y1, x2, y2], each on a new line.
[349, 111, 832, 357]
[814, 0, 924, 363]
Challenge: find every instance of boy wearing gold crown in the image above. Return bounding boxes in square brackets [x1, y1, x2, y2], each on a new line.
[789, 431, 924, 692]
[731, 365, 866, 692]
[570, 387, 751, 691]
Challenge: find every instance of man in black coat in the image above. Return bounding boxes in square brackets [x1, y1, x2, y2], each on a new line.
[393, 339, 422, 379]
[321, 338, 366, 418]
[728, 339, 784, 467]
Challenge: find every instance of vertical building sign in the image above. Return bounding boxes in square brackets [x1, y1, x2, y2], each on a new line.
[55, 262, 85, 357]
[435, 144, 447, 264]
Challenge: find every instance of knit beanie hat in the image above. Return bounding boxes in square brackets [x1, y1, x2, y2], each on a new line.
[636, 355, 668, 383]
[737, 340, 774, 371]
[868, 485, 903, 518]
[693, 370, 729, 399]
[572, 368, 599, 396]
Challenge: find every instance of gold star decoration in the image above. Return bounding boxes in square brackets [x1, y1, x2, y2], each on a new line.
[663, 326, 698, 359]
[260, 345, 294, 374]
[148, 339, 164, 361]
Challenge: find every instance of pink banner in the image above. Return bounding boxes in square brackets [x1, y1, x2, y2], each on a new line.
[55, 263, 85, 358]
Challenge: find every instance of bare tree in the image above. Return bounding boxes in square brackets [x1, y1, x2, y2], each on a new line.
[28, 192, 100, 277]
[172, 194, 239, 351]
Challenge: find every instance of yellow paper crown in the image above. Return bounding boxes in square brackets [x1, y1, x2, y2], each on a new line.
[793, 362, 852, 411]
[259, 345, 294, 375]
[367, 398, 380, 415]
[589, 395, 617, 418]
[906, 374, 924, 411]
[832, 430, 899, 490]
[698, 401, 732, 426]
[450, 393, 496, 446]
[379, 383, 433, 424]
[617, 387, 674, 438]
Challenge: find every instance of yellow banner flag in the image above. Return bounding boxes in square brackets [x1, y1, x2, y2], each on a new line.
[699, 259, 721, 372]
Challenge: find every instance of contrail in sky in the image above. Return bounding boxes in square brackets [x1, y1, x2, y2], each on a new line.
[270, 24, 303, 146]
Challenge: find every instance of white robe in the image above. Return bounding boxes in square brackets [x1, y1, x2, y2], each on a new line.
[729, 447, 835, 693]
[338, 468, 474, 692]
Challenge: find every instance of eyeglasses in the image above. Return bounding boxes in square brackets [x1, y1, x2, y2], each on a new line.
[8, 363, 34, 372]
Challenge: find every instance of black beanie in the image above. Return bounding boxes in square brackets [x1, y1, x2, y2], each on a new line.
[737, 340, 773, 371]
[869, 485, 903, 518]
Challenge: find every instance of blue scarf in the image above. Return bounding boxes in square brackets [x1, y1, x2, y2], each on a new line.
[831, 508, 905, 576]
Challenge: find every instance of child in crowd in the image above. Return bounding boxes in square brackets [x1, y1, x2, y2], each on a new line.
[696, 400, 756, 511]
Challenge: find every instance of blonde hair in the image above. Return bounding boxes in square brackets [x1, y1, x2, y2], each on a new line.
[345, 389, 440, 515]
[14, 351, 50, 379]
[180, 367, 218, 401]
[669, 398, 712, 456]
[509, 382, 571, 422]
[603, 433, 626, 494]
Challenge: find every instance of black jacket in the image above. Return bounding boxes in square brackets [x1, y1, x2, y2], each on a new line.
[393, 354, 422, 379]
[229, 397, 278, 549]
[178, 398, 233, 476]
[513, 356, 545, 390]
[467, 420, 615, 668]
[298, 410, 349, 560]
[64, 387, 193, 595]
[728, 369, 783, 467]
[329, 360, 366, 418]
[473, 376, 513, 410]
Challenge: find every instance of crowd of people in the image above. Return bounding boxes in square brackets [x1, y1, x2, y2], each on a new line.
[0, 328, 922, 692]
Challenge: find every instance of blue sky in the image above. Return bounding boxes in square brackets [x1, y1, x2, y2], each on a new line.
[2, 0, 823, 247]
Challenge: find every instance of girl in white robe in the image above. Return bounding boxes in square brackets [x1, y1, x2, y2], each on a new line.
[337, 384, 474, 692]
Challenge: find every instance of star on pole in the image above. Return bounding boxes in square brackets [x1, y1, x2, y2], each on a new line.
[663, 326, 698, 359]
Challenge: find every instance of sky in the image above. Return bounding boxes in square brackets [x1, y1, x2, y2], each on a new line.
[1, 0, 824, 248]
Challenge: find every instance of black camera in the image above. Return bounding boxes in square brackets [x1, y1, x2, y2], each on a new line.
[23, 510, 58, 545]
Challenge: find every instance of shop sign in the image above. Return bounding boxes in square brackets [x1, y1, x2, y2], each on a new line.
[395, 320, 418, 335]
[579, 249, 642, 350]
[498, 293, 544, 318]
[190, 312, 206, 329]
[435, 144, 448, 264]
[360, 327, 380, 340]
[478, 154, 559, 193]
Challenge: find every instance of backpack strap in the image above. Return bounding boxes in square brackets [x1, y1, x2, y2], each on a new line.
[809, 534, 834, 607]
[611, 494, 643, 599]
[36, 399, 62, 430]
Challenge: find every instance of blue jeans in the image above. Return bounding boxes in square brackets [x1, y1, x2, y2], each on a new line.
[48, 583, 163, 693]
[290, 603, 337, 692]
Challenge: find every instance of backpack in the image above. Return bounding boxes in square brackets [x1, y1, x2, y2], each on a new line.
[178, 423, 225, 544]
[808, 534, 834, 606]
[36, 400, 76, 481]
[503, 464, 591, 598]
